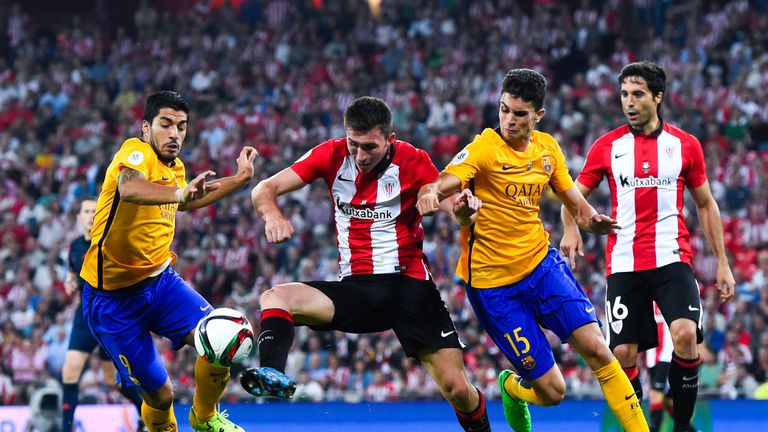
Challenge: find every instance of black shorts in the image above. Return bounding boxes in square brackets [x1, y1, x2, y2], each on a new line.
[606, 262, 703, 352]
[305, 274, 462, 358]
[68, 301, 111, 360]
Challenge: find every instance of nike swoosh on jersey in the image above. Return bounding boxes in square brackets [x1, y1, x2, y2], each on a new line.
[614, 153, 628, 159]
[337, 174, 353, 182]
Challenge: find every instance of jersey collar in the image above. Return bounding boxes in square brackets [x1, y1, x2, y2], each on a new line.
[628, 118, 664, 138]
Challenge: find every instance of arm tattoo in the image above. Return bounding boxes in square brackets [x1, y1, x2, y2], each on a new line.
[118, 167, 146, 185]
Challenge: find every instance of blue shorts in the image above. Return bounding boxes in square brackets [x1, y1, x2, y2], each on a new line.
[82, 267, 211, 392]
[68, 301, 111, 360]
[466, 248, 599, 381]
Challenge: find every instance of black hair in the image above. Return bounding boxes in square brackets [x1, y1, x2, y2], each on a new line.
[143, 90, 190, 123]
[343, 96, 393, 136]
[618, 61, 666, 102]
[501, 69, 547, 110]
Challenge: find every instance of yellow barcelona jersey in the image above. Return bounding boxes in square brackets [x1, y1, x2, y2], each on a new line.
[81, 138, 187, 290]
[442, 128, 574, 288]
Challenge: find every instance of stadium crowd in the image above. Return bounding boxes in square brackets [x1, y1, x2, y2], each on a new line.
[1, 0, 767, 407]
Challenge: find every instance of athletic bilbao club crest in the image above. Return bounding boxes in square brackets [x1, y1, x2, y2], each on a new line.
[665, 146, 675, 159]
[541, 155, 551, 173]
[611, 319, 623, 334]
[642, 161, 650, 173]
[521, 355, 537, 370]
[384, 180, 395, 196]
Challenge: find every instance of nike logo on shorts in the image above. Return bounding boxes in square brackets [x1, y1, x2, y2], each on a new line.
[688, 305, 699, 311]
[200, 305, 211, 311]
[585, 306, 595, 313]
[441, 330, 455, 338]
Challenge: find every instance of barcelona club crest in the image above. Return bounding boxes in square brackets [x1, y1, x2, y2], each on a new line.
[521, 355, 537, 370]
[541, 155, 551, 173]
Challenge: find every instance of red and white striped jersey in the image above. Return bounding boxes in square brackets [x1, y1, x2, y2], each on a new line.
[578, 122, 708, 275]
[291, 138, 438, 280]
[644, 302, 673, 368]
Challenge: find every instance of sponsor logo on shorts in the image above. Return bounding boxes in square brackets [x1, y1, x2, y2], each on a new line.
[200, 305, 211, 311]
[688, 305, 699, 311]
[441, 330, 455, 338]
[585, 306, 595, 313]
[521, 355, 536, 370]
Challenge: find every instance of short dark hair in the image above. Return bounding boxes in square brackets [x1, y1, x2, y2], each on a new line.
[343, 96, 393, 136]
[618, 61, 666, 100]
[501, 69, 547, 110]
[143, 91, 190, 123]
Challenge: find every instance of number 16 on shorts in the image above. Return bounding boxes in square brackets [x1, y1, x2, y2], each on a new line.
[606, 295, 629, 335]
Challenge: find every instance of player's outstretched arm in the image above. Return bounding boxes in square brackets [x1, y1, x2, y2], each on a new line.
[117, 166, 215, 205]
[558, 184, 618, 235]
[251, 167, 307, 243]
[179, 146, 258, 211]
[690, 180, 735, 302]
[559, 181, 595, 268]
[417, 172, 462, 216]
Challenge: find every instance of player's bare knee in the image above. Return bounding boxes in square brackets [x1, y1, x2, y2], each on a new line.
[61, 363, 82, 384]
[591, 341, 615, 368]
[144, 386, 174, 410]
[670, 324, 697, 350]
[440, 378, 473, 405]
[612, 344, 637, 367]
[538, 386, 565, 406]
[259, 285, 291, 310]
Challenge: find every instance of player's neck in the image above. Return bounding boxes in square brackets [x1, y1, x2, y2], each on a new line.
[637, 116, 661, 135]
[505, 137, 530, 152]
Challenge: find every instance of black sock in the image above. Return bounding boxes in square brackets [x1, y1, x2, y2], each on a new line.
[62, 383, 78, 432]
[119, 385, 144, 419]
[622, 365, 643, 403]
[453, 388, 490, 432]
[649, 403, 664, 432]
[257, 309, 294, 372]
[668, 353, 701, 432]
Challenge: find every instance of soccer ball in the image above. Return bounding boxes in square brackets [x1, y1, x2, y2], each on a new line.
[194, 308, 254, 367]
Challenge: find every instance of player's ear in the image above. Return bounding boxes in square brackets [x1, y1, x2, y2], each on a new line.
[141, 120, 151, 142]
[535, 108, 546, 123]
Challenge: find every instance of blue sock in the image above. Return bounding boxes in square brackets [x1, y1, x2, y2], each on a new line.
[62, 383, 79, 432]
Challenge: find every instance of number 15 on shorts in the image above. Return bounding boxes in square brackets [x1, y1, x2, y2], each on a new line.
[504, 327, 530, 357]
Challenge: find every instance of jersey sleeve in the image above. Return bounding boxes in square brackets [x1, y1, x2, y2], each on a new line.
[290, 140, 334, 183]
[114, 138, 155, 178]
[548, 141, 575, 193]
[414, 148, 440, 186]
[442, 134, 489, 187]
[577, 138, 607, 189]
[683, 136, 707, 188]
